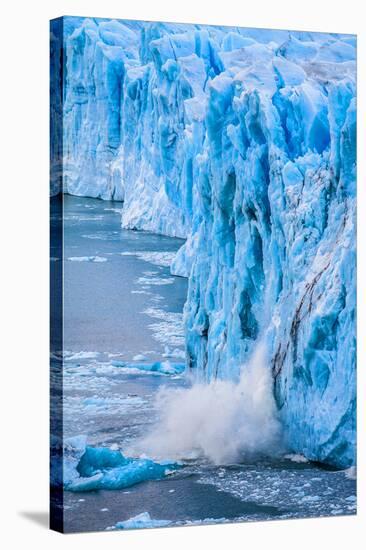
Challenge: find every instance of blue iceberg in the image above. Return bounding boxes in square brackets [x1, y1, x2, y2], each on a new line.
[65, 444, 180, 492]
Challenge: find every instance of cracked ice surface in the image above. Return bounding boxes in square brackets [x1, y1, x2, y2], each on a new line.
[54, 17, 356, 467]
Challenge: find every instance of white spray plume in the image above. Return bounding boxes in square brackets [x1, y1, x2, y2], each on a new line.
[135, 342, 282, 465]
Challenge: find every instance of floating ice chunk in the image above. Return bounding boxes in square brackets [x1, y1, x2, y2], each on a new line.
[76, 447, 128, 477]
[143, 307, 184, 347]
[120, 251, 177, 268]
[284, 453, 309, 463]
[135, 276, 175, 286]
[162, 346, 186, 359]
[133, 354, 146, 361]
[111, 360, 185, 376]
[66, 446, 179, 492]
[67, 256, 107, 263]
[104, 207, 124, 214]
[182, 517, 227, 526]
[64, 351, 100, 361]
[81, 232, 120, 241]
[110, 360, 127, 367]
[108, 512, 172, 530]
[81, 395, 145, 412]
[142, 271, 159, 276]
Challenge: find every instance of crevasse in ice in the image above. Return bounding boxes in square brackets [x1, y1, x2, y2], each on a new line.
[54, 17, 356, 467]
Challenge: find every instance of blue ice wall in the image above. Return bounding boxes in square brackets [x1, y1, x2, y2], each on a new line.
[60, 17, 356, 467]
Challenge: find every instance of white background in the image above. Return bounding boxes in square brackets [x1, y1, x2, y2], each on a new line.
[0, 0, 364, 548]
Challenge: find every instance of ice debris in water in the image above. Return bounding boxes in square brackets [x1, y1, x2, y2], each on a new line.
[81, 395, 145, 412]
[107, 512, 172, 530]
[143, 307, 185, 347]
[136, 276, 175, 286]
[58, 442, 180, 492]
[64, 351, 100, 361]
[162, 346, 186, 359]
[67, 256, 107, 263]
[111, 360, 185, 376]
[120, 251, 177, 268]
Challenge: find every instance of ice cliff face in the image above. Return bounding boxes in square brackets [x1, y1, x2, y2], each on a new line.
[56, 17, 356, 467]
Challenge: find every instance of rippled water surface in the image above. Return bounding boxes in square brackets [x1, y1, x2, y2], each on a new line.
[50, 195, 356, 533]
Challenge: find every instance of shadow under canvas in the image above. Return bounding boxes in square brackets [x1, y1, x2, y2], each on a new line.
[19, 511, 49, 529]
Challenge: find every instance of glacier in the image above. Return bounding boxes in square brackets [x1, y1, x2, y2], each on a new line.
[51, 17, 356, 468]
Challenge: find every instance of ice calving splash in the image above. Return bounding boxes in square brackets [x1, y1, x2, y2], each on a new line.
[136, 343, 282, 465]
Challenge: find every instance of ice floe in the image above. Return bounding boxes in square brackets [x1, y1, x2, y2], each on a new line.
[64, 351, 100, 361]
[107, 512, 172, 530]
[135, 276, 175, 286]
[120, 251, 177, 268]
[111, 360, 185, 376]
[67, 256, 107, 263]
[60, 443, 180, 492]
[143, 307, 185, 348]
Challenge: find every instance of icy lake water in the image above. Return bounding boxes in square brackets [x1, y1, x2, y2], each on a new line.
[51, 195, 356, 533]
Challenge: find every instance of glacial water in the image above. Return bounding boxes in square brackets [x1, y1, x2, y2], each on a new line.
[51, 195, 355, 533]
